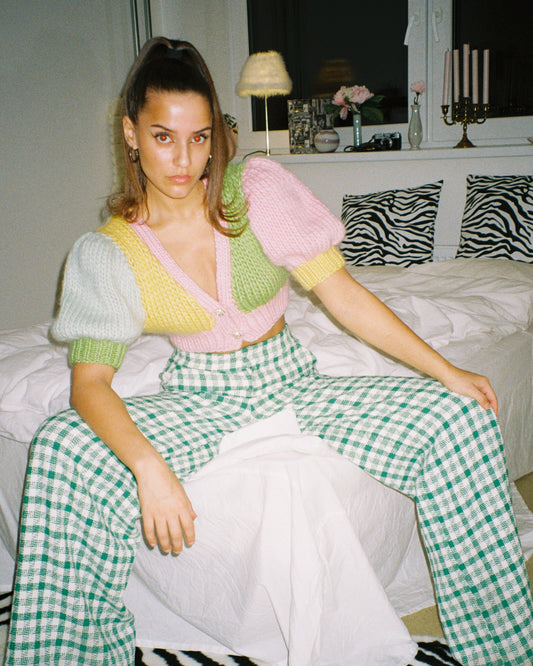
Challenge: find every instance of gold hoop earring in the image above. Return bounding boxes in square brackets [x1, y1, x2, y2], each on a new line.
[128, 147, 139, 163]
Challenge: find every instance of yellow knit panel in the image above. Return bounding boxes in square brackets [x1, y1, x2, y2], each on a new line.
[290, 246, 345, 290]
[99, 217, 214, 334]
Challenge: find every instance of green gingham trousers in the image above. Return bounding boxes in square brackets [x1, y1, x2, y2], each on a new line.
[6, 327, 533, 665]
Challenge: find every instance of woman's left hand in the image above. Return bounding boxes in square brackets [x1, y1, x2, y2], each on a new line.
[438, 365, 498, 415]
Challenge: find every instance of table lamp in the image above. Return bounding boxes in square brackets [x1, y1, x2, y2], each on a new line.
[236, 51, 292, 155]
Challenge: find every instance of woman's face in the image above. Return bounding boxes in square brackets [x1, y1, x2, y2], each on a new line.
[123, 89, 212, 208]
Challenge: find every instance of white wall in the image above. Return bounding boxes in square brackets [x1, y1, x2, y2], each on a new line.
[0, 0, 134, 329]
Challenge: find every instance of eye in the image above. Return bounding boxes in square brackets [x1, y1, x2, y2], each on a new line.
[192, 133, 209, 144]
[154, 132, 172, 144]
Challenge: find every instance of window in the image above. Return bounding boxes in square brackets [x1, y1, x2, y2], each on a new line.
[246, 0, 408, 132]
[453, 0, 533, 119]
[228, 0, 533, 152]
[428, 0, 533, 144]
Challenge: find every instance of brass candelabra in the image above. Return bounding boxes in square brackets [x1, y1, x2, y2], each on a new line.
[441, 97, 489, 148]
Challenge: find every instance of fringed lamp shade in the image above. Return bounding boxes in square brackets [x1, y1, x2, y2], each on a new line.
[236, 51, 292, 154]
[236, 51, 292, 97]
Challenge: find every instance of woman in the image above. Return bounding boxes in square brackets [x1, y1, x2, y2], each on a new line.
[6, 37, 533, 666]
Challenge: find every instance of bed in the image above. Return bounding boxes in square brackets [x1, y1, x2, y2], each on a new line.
[1, 253, 533, 665]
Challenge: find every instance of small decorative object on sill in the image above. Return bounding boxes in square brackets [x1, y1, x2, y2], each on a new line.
[314, 128, 340, 152]
[352, 112, 362, 147]
[325, 85, 384, 150]
[408, 81, 425, 150]
[344, 132, 401, 152]
[408, 104, 423, 149]
[440, 46, 490, 148]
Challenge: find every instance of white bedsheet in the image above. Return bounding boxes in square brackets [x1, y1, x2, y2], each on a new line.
[127, 408, 418, 665]
[1, 258, 533, 661]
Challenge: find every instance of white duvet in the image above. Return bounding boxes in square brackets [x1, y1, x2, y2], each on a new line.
[1, 258, 533, 663]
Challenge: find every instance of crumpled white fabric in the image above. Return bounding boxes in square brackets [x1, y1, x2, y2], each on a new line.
[127, 407, 418, 665]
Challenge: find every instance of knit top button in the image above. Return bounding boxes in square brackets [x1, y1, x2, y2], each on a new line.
[232, 331, 242, 339]
[215, 308, 225, 317]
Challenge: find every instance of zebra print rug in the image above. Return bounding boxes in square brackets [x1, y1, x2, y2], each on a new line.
[134, 640, 462, 665]
[1, 592, 461, 665]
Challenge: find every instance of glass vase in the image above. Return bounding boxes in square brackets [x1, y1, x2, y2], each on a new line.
[408, 103, 423, 149]
[352, 111, 362, 147]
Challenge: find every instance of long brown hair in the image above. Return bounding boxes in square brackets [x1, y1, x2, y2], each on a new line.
[107, 37, 233, 233]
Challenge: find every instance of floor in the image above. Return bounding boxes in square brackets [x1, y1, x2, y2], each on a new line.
[402, 472, 533, 636]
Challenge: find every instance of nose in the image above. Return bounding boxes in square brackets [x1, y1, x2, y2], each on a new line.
[173, 140, 191, 168]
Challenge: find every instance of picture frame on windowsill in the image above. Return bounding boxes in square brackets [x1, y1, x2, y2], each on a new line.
[287, 98, 332, 154]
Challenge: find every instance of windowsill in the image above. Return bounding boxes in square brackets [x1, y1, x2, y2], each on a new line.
[237, 142, 533, 164]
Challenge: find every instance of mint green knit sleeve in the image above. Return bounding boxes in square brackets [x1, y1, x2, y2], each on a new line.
[51, 233, 144, 369]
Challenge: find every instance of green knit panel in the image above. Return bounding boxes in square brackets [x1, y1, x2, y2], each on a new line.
[223, 162, 288, 313]
[69, 338, 127, 370]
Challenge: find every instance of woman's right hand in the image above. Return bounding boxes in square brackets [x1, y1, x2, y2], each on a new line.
[70, 362, 197, 554]
[134, 455, 197, 554]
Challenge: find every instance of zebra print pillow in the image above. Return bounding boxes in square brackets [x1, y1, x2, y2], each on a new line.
[340, 182, 442, 266]
[456, 175, 533, 263]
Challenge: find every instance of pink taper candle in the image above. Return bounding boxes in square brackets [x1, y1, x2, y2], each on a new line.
[483, 49, 490, 104]
[471, 49, 479, 104]
[463, 43, 470, 98]
[443, 50, 451, 105]
[453, 49, 460, 103]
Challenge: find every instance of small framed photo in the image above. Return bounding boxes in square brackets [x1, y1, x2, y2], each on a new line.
[287, 99, 332, 153]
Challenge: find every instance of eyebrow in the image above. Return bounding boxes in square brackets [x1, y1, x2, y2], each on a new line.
[150, 123, 213, 134]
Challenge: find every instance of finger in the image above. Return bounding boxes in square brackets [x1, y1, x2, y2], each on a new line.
[166, 517, 185, 555]
[480, 384, 498, 415]
[180, 511, 196, 548]
[154, 517, 174, 555]
[141, 514, 158, 550]
[473, 376, 498, 415]
[471, 384, 497, 414]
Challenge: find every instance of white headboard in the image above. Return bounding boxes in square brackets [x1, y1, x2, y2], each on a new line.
[272, 145, 533, 260]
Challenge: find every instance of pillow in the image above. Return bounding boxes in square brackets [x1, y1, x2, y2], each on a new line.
[340, 181, 442, 266]
[456, 175, 533, 263]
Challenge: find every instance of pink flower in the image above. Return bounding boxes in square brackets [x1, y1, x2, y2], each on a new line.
[348, 85, 373, 106]
[333, 87, 348, 106]
[330, 84, 378, 120]
[410, 80, 426, 94]
[410, 80, 426, 105]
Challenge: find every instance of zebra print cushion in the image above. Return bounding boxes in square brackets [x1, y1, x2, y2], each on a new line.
[456, 175, 533, 263]
[340, 182, 442, 266]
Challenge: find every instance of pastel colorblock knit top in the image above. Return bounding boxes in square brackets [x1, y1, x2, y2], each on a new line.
[52, 157, 345, 367]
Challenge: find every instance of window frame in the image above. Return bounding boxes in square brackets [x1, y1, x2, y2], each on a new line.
[228, 0, 533, 154]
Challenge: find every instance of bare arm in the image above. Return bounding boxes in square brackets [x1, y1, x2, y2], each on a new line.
[70, 363, 196, 553]
[312, 268, 498, 414]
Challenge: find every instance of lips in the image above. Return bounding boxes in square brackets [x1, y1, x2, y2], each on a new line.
[169, 174, 192, 185]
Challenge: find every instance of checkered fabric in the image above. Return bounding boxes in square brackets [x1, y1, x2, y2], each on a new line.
[6, 327, 533, 665]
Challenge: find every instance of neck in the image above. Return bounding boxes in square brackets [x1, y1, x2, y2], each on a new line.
[144, 180, 208, 228]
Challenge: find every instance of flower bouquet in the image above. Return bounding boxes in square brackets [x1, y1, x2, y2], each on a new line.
[325, 84, 384, 148]
[325, 85, 384, 124]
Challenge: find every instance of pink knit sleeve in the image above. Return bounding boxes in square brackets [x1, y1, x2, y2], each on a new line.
[241, 157, 346, 289]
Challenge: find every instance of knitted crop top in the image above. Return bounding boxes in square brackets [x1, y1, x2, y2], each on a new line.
[52, 157, 345, 368]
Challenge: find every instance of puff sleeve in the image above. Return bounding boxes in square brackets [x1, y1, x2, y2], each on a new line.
[51, 232, 145, 368]
[241, 157, 346, 289]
